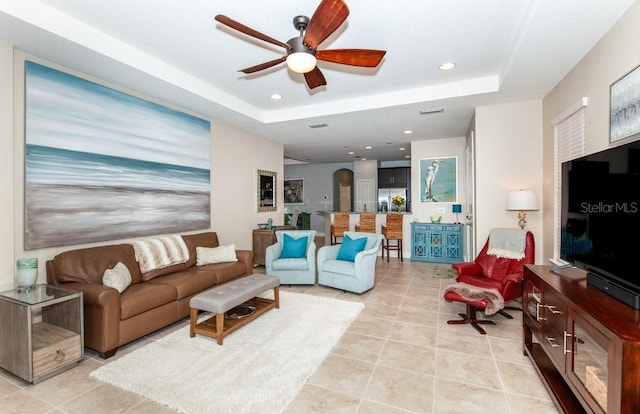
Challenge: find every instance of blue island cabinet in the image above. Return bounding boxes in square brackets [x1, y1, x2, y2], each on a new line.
[411, 223, 463, 263]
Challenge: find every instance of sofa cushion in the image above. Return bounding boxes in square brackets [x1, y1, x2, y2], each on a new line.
[280, 234, 308, 258]
[140, 262, 189, 282]
[337, 234, 367, 262]
[102, 262, 132, 293]
[182, 232, 220, 268]
[52, 244, 143, 285]
[197, 261, 249, 285]
[119, 282, 177, 320]
[148, 268, 218, 300]
[196, 245, 237, 265]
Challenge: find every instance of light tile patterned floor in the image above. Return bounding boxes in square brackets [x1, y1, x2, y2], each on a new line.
[0, 259, 559, 413]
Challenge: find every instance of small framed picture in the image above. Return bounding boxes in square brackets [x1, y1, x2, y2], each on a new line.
[610, 63, 640, 143]
[284, 178, 304, 204]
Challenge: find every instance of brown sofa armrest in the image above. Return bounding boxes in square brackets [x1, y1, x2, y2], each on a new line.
[235, 249, 254, 274]
[59, 282, 120, 356]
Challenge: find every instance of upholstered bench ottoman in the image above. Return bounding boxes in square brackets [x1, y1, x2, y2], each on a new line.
[189, 274, 280, 344]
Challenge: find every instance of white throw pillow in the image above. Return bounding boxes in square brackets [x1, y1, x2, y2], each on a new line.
[102, 262, 132, 293]
[197, 244, 238, 266]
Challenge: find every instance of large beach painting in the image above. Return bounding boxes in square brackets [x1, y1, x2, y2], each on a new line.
[25, 61, 211, 249]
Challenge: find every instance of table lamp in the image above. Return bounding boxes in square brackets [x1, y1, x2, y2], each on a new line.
[506, 189, 538, 229]
[452, 204, 462, 224]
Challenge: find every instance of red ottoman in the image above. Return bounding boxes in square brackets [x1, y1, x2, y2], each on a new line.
[443, 282, 505, 335]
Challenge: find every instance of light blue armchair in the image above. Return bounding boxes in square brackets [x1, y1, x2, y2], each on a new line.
[317, 231, 383, 294]
[265, 230, 317, 285]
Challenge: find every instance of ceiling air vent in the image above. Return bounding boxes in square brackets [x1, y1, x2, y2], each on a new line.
[308, 123, 329, 129]
[419, 108, 444, 115]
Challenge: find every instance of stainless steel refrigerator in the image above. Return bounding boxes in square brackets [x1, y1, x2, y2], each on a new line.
[378, 188, 407, 212]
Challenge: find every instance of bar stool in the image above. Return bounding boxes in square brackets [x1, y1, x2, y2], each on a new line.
[355, 212, 376, 233]
[381, 213, 403, 262]
[330, 212, 350, 244]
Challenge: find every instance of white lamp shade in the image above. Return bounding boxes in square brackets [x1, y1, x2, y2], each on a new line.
[506, 190, 538, 211]
[286, 52, 317, 73]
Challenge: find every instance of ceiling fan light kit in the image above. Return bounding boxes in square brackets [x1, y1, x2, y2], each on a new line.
[286, 36, 317, 74]
[215, 0, 386, 90]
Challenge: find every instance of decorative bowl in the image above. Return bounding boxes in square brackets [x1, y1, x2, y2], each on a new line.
[258, 223, 268, 229]
[430, 215, 442, 223]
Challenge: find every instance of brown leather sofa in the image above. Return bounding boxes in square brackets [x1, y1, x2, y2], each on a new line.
[46, 232, 253, 358]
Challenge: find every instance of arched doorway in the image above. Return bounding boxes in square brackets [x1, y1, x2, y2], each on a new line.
[333, 169, 354, 212]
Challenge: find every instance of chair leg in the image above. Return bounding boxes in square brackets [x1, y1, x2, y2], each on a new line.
[399, 239, 403, 262]
[447, 304, 495, 335]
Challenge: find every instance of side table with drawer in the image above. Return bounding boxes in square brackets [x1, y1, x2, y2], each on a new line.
[0, 284, 84, 383]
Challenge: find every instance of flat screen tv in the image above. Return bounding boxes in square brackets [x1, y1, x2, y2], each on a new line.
[560, 138, 640, 309]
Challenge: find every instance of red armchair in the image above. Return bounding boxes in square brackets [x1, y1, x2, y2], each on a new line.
[444, 230, 535, 334]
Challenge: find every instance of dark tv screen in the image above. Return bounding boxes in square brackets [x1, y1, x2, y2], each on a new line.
[560, 139, 640, 293]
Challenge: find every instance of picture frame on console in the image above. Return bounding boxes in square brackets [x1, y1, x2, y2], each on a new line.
[610, 63, 640, 143]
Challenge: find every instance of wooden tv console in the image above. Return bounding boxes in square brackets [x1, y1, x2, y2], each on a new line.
[523, 265, 640, 413]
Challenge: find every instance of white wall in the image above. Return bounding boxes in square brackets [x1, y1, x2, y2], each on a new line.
[475, 100, 544, 263]
[0, 41, 15, 290]
[211, 121, 283, 247]
[542, 2, 640, 261]
[0, 49, 283, 291]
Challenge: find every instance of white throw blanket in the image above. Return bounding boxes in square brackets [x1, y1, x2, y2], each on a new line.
[132, 235, 189, 273]
[487, 228, 526, 260]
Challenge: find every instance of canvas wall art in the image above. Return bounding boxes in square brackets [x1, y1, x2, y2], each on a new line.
[284, 178, 304, 204]
[24, 61, 211, 249]
[419, 156, 458, 202]
[611, 63, 640, 143]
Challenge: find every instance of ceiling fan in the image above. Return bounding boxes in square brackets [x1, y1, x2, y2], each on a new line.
[215, 0, 386, 90]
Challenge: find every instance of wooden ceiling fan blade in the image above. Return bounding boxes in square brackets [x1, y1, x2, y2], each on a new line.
[239, 57, 287, 74]
[304, 67, 327, 90]
[215, 15, 291, 50]
[316, 49, 387, 67]
[303, 0, 349, 49]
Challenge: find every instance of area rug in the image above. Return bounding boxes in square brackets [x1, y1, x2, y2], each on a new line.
[90, 291, 363, 414]
[433, 264, 457, 279]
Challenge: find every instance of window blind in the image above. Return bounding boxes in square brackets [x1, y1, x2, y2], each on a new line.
[553, 100, 587, 261]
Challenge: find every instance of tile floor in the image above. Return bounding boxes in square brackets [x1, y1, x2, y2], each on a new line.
[0, 259, 560, 414]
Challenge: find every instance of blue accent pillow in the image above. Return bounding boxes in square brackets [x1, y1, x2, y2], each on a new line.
[280, 234, 308, 258]
[336, 234, 367, 262]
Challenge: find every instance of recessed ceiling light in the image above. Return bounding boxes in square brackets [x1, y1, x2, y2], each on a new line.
[404, 130, 412, 135]
[348, 151, 355, 155]
[270, 94, 282, 100]
[439, 62, 456, 71]
[399, 147, 406, 151]
[365, 146, 372, 150]
[361, 158, 367, 161]
[404, 155, 411, 159]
